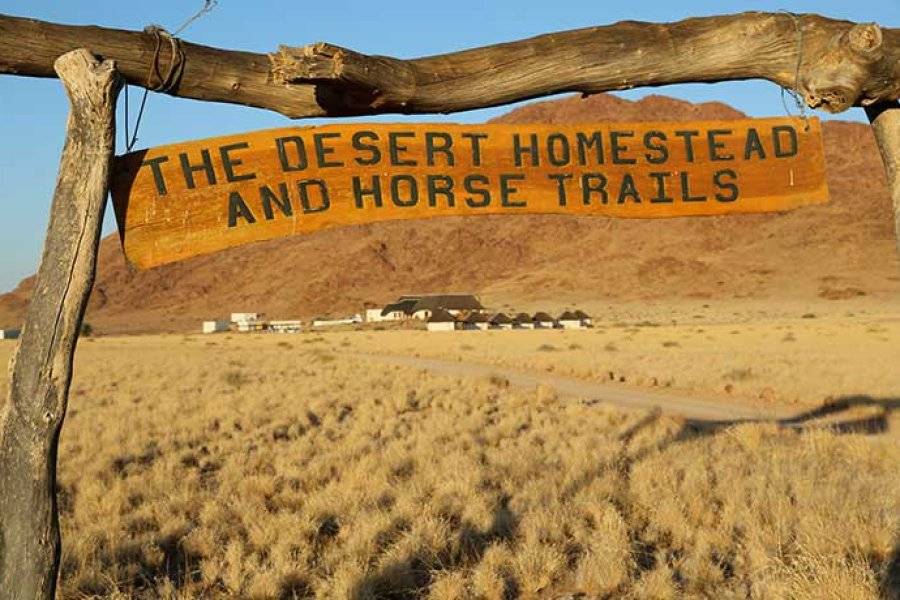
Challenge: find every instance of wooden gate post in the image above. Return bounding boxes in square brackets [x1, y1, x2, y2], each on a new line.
[0, 49, 121, 599]
[866, 101, 900, 253]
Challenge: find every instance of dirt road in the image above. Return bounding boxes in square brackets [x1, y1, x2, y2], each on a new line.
[358, 352, 799, 424]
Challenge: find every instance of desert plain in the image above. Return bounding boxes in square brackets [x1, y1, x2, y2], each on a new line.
[0, 293, 897, 599]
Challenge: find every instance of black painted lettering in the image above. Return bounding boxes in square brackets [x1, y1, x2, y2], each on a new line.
[352, 131, 381, 165]
[227, 191, 256, 227]
[425, 132, 454, 167]
[772, 125, 798, 158]
[353, 175, 383, 208]
[643, 132, 668, 165]
[513, 133, 539, 167]
[649, 172, 674, 203]
[179, 149, 216, 189]
[462, 133, 488, 167]
[610, 131, 637, 164]
[275, 136, 308, 172]
[707, 129, 734, 161]
[260, 182, 292, 220]
[426, 175, 455, 207]
[674, 130, 700, 162]
[549, 173, 573, 206]
[617, 174, 641, 203]
[390, 175, 419, 207]
[389, 132, 418, 166]
[576, 132, 604, 166]
[547, 133, 571, 167]
[713, 169, 739, 202]
[141, 156, 169, 196]
[313, 132, 344, 168]
[220, 142, 256, 182]
[299, 179, 330, 213]
[581, 173, 608, 205]
[464, 175, 491, 207]
[680, 171, 706, 202]
[744, 128, 766, 160]
[500, 174, 527, 207]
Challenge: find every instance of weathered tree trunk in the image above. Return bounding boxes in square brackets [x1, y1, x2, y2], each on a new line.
[865, 102, 900, 252]
[1, 12, 899, 118]
[0, 49, 121, 600]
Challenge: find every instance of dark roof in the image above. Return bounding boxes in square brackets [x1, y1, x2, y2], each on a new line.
[409, 294, 484, 312]
[559, 311, 579, 320]
[381, 299, 418, 316]
[490, 312, 512, 324]
[427, 308, 457, 323]
[465, 312, 490, 323]
[514, 312, 532, 323]
[574, 310, 591, 319]
[532, 312, 554, 322]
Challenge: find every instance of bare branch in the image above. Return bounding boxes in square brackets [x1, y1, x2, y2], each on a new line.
[1, 12, 899, 119]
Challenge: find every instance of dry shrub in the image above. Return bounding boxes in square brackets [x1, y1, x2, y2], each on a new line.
[3, 335, 890, 599]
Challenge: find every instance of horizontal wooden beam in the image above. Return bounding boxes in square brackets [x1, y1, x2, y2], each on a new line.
[1, 12, 899, 119]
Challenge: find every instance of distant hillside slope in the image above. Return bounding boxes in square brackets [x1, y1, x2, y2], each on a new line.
[1, 93, 898, 333]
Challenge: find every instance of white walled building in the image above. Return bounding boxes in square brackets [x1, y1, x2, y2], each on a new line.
[490, 313, 514, 330]
[269, 320, 302, 333]
[464, 312, 491, 331]
[532, 312, 556, 329]
[202, 320, 229, 334]
[0, 328, 21, 340]
[513, 313, 535, 329]
[558, 311, 583, 330]
[313, 314, 363, 328]
[426, 308, 457, 332]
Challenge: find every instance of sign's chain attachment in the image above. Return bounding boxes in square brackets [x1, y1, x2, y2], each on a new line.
[124, 1, 218, 152]
[779, 11, 811, 131]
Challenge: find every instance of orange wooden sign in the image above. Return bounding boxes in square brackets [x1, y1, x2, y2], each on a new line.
[111, 117, 828, 269]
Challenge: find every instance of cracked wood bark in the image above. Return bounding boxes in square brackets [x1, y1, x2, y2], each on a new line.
[866, 102, 900, 252]
[1, 12, 899, 118]
[0, 49, 121, 600]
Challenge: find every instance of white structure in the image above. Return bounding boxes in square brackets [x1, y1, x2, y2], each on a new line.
[574, 310, 593, 327]
[365, 308, 390, 322]
[231, 312, 265, 332]
[0, 328, 21, 340]
[269, 320, 302, 333]
[532, 312, 556, 329]
[312, 314, 363, 328]
[464, 313, 491, 331]
[558, 311, 583, 330]
[231, 312, 261, 323]
[202, 320, 229, 334]
[513, 313, 535, 329]
[426, 309, 457, 332]
[490, 313, 514, 330]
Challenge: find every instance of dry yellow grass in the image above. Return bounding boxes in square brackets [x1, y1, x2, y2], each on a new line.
[347, 307, 900, 408]
[0, 332, 897, 599]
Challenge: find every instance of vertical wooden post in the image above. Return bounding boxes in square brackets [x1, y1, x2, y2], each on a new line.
[866, 101, 900, 253]
[0, 49, 121, 599]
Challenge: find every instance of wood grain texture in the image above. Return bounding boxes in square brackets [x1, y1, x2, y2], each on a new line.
[111, 118, 828, 269]
[865, 101, 900, 253]
[1, 12, 899, 118]
[0, 49, 121, 600]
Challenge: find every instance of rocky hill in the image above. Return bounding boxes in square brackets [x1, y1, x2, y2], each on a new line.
[1, 93, 898, 333]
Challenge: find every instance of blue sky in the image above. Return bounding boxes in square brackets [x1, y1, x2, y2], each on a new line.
[1, 0, 898, 292]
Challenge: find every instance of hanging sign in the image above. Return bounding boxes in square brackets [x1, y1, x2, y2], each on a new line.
[110, 117, 828, 269]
